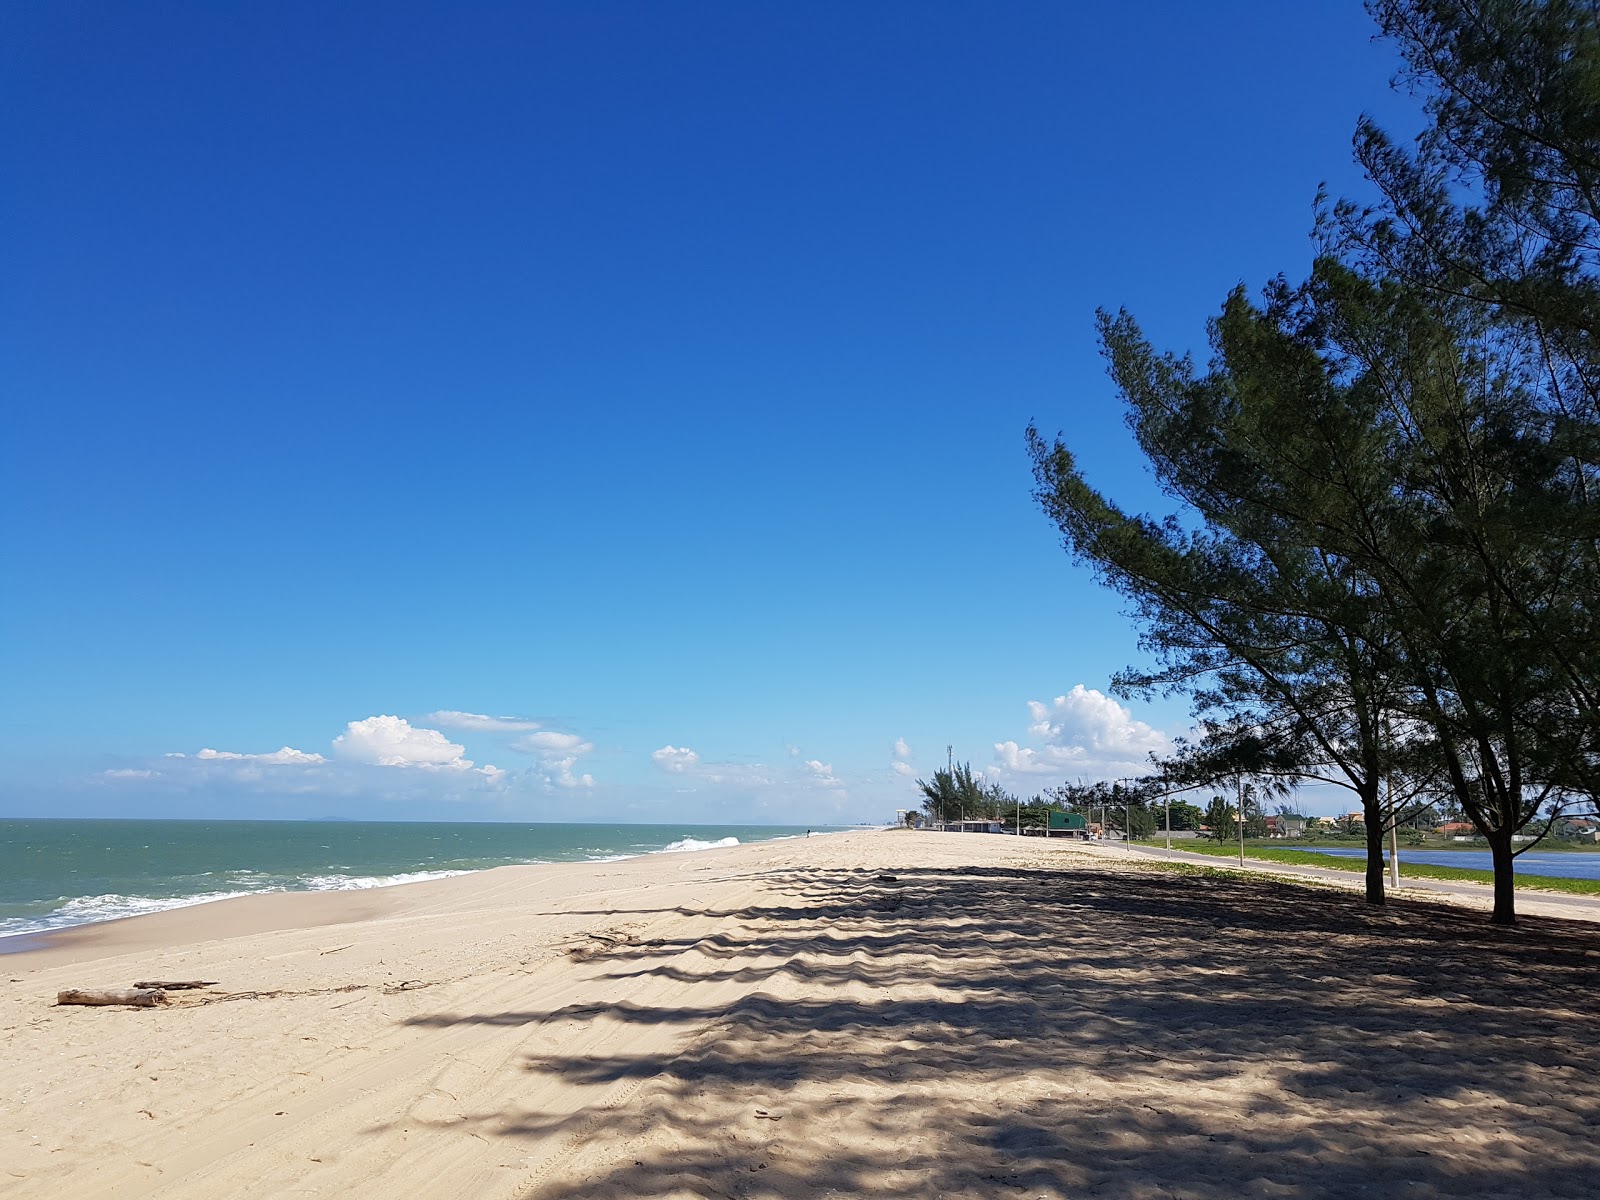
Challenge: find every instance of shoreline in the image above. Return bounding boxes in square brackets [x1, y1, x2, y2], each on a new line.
[0, 823, 864, 956]
[5, 829, 1598, 1198]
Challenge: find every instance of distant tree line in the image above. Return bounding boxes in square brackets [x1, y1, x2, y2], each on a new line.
[1028, 0, 1600, 926]
[914, 767, 1218, 838]
[913, 762, 1015, 823]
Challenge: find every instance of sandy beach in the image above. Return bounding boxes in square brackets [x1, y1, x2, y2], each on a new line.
[4, 829, 1599, 1199]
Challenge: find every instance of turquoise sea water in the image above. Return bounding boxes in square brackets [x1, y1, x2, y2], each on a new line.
[0, 819, 848, 944]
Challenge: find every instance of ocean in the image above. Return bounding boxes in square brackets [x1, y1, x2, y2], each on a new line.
[0, 818, 848, 945]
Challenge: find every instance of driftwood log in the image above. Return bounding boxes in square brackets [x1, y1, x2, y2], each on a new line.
[57, 988, 168, 1008]
[133, 980, 217, 990]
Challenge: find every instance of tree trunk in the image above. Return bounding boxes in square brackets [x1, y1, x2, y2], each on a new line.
[1487, 829, 1518, 926]
[1362, 815, 1387, 906]
[57, 988, 167, 1007]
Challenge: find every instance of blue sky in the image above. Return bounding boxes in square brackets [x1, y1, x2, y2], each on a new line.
[2, 2, 1416, 823]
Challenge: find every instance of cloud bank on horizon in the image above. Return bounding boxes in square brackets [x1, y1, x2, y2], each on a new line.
[83, 685, 1178, 821]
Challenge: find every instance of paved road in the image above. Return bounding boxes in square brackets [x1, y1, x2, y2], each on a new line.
[1079, 839, 1600, 924]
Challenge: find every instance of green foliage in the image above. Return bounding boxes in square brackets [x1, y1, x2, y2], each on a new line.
[1110, 804, 1159, 840]
[1164, 800, 1204, 831]
[1038, 776, 1168, 838]
[1203, 797, 1236, 843]
[915, 761, 1017, 822]
[1029, 1, 1600, 925]
[915, 762, 977, 822]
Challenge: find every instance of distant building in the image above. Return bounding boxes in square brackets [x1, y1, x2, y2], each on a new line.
[1021, 811, 1089, 839]
[1556, 816, 1600, 842]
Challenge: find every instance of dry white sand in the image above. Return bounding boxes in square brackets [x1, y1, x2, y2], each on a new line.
[3, 830, 1598, 1199]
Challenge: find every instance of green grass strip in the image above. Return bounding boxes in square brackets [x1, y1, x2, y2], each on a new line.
[1132, 841, 1600, 896]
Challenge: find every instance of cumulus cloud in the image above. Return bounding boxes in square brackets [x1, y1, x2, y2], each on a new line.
[513, 731, 591, 755]
[652, 745, 701, 773]
[647, 742, 847, 800]
[1026, 686, 1170, 762]
[423, 711, 542, 733]
[992, 740, 1067, 774]
[333, 715, 485, 770]
[194, 746, 328, 765]
[889, 738, 916, 778]
[118, 713, 523, 807]
[501, 728, 594, 789]
[805, 759, 844, 791]
[987, 685, 1173, 784]
[538, 753, 594, 789]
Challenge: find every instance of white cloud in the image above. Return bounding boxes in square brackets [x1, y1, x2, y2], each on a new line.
[503, 728, 595, 789]
[893, 738, 912, 760]
[991, 739, 1096, 775]
[805, 759, 845, 791]
[652, 745, 701, 773]
[1028, 686, 1169, 761]
[333, 715, 484, 771]
[118, 714, 523, 807]
[544, 755, 595, 793]
[648, 743, 845, 799]
[102, 768, 154, 779]
[513, 731, 591, 755]
[195, 746, 328, 765]
[705, 766, 778, 787]
[892, 761, 916, 777]
[988, 685, 1173, 785]
[423, 711, 542, 733]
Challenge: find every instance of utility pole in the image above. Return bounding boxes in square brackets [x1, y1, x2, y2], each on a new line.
[1384, 719, 1400, 890]
[1117, 778, 1132, 853]
[1237, 778, 1246, 868]
[1164, 791, 1171, 853]
[1389, 820, 1401, 889]
[948, 744, 956, 827]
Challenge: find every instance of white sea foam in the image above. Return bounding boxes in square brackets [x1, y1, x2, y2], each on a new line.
[0, 889, 247, 939]
[0, 828, 822, 944]
[658, 835, 741, 854]
[0, 870, 474, 942]
[301, 870, 469, 891]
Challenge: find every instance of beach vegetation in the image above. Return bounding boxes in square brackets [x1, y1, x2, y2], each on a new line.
[1203, 797, 1235, 843]
[915, 761, 1018, 823]
[1029, 0, 1600, 926]
[1163, 799, 1205, 831]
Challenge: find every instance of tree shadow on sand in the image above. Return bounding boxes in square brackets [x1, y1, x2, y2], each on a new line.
[398, 858, 1600, 1199]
